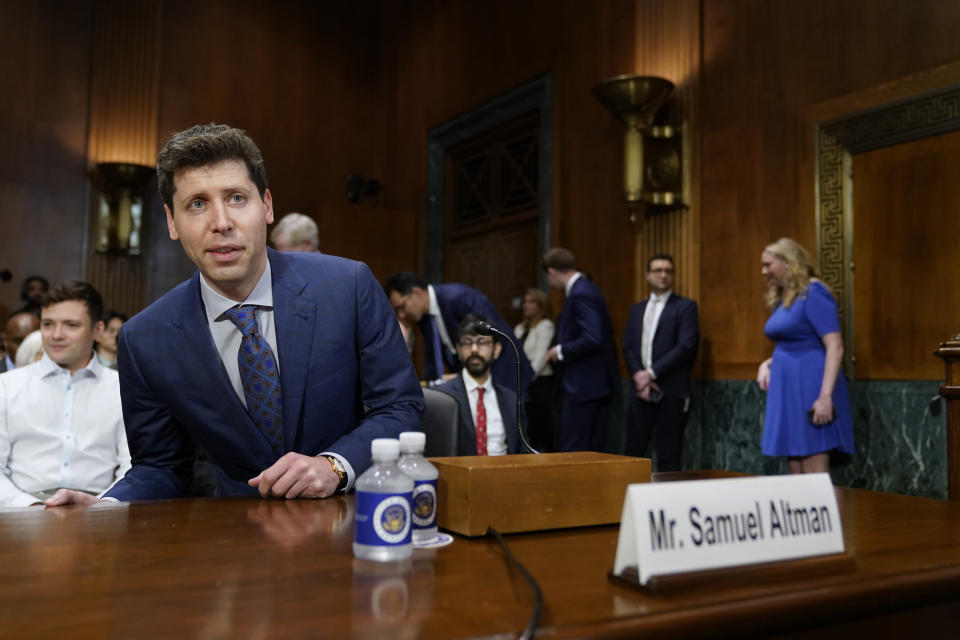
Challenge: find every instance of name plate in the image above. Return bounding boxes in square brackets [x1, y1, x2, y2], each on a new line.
[613, 474, 845, 585]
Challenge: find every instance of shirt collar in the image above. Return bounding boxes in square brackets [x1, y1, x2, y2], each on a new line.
[200, 258, 274, 324]
[36, 349, 103, 379]
[426, 284, 441, 320]
[461, 368, 492, 395]
[565, 272, 583, 296]
[650, 290, 673, 304]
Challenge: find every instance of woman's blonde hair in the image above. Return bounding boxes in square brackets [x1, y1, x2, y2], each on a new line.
[522, 288, 548, 329]
[763, 237, 823, 309]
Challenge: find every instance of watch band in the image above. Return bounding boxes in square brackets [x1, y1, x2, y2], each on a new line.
[323, 455, 348, 493]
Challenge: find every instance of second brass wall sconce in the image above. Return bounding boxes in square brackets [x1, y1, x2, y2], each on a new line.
[593, 75, 684, 210]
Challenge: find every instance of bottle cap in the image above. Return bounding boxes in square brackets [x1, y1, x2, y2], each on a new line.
[399, 431, 426, 452]
[370, 438, 400, 459]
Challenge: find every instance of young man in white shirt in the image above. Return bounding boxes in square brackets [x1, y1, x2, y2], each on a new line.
[0, 281, 130, 507]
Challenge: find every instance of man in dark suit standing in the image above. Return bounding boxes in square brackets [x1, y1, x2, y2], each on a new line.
[48, 123, 424, 505]
[543, 247, 618, 452]
[622, 253, 699, 471]
[384, 272, 533, 395]
[435, 315, 524, 456]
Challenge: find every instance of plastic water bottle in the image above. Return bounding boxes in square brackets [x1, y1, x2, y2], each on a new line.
[354, 438, 414, 562]
[397, 431, 439, 543]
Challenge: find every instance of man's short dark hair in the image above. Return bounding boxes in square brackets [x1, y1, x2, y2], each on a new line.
[541, 247, 576, 273]
[384, 271, 428, 296]
[157, 123, 268, 212]
[646, 253, 674, 271]
[456, 313, 493, 342]
[102, 309, 129, 325]
[41, 281, 104, 327]
[21, 275, 49, 302]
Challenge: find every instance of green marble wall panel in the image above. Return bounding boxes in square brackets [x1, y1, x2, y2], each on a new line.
[611, 379, 946, 498]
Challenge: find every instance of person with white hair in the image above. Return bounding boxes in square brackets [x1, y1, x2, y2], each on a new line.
[13, 330, 43, 368]
[270, 212, 320, 253]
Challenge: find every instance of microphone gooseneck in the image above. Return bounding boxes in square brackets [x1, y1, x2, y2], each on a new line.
[471, 321, 540, 454]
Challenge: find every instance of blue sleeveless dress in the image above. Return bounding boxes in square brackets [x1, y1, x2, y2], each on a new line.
[761, 281, 855, 456]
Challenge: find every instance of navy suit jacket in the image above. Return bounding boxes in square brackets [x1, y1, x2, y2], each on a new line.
[419, 283, 534, 395]
[434, 375, 524, 455]
[556, 276, 618, 402]
[105, 250, 425, 500]
[622, 294, 699, 398]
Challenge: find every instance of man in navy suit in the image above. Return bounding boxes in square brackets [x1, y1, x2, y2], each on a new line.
[384, 272, 533, 395]
[47, 123, 424, 505]
[622, 253, 699, 471]
[543, 248, 618, 452]
[435, 315, 525, 455]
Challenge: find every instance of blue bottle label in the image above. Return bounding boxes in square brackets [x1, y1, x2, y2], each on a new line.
[355, 491, 412, 546]
[411, 480, 437, 528]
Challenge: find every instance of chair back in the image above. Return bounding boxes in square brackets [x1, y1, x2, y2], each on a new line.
[420, 388, 460, 457]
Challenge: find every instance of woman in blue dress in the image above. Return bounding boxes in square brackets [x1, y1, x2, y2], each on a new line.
[756, 238, 854, 473]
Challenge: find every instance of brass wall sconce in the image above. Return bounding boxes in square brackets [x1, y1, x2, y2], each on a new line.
[94, 162, 153, 255]
[593, 75, 684, 210]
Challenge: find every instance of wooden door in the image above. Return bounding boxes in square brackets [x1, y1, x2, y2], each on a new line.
[443, 111, 540, 327]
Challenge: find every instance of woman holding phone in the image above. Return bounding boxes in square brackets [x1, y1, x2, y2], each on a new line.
[756, 238, 854, 473]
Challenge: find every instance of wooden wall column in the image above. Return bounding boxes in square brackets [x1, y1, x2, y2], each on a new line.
[631, 0, 700, 303]
[936, 334, 960, 500]
[85, 0, 162, 315]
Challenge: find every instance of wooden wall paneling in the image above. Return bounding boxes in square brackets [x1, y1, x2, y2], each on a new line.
[0, 0, 93, 312]
[699, 0, 960, 379]
[84, 0, 162, 316]
[632, 0, 701, 306]
[312, 202, 419, 285]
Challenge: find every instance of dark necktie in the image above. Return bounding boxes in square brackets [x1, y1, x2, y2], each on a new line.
[224, 305, 285, 455]
[475, 387, 487, 455]
[428, 315, 445, 379]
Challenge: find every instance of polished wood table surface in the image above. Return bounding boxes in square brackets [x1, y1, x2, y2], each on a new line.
[3, 472, 960, 639]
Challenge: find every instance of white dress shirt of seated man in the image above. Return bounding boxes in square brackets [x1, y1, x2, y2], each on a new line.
[0, 281, 131, 507]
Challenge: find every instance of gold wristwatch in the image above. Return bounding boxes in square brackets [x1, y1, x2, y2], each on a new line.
[323, 455, 348, 493]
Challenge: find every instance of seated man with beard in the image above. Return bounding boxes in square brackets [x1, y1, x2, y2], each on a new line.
[434, 315, 525, 456]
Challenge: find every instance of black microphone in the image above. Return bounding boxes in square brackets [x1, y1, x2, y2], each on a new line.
[471, 320, 540, 454]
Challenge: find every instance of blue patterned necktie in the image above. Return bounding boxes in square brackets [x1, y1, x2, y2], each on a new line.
[223, 305, 284, 455]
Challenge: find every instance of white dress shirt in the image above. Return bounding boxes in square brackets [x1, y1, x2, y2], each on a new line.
[461, 370, 507, 456]
[641, 291, 672, 379]
[514, 319, 555, 377]
[0, 352, 131, 507]
[427, 284, 457, 358]
[198, 257, 356, 490]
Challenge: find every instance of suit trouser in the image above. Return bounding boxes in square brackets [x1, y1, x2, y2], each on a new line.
[558, 395, 609, 452]
[625, 395, 687, 471]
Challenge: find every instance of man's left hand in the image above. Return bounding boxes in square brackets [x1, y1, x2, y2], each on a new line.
[249, 452, 339, 499]
[546, 345, 559, 362]
[44, 489, 106, 507]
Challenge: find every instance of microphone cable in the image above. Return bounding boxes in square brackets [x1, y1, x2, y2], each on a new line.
[472, 321, 540, 454]
[486, 526, 543, 640]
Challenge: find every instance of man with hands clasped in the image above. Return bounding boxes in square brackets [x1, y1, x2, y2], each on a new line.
[47, 123, 423, 506]
[622, 254, 699, 471]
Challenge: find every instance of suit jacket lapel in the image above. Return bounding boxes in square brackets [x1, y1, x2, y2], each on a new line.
[451, 377, 477, 455]
[170, 274, 257, 440]
[271, 258, 316, 450]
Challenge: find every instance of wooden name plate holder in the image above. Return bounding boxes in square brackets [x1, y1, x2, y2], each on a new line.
[610, 553, 857, 593]
[430, 452, 651, 537]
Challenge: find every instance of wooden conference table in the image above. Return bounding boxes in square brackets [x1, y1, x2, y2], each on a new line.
[2, 471, 960, 638]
